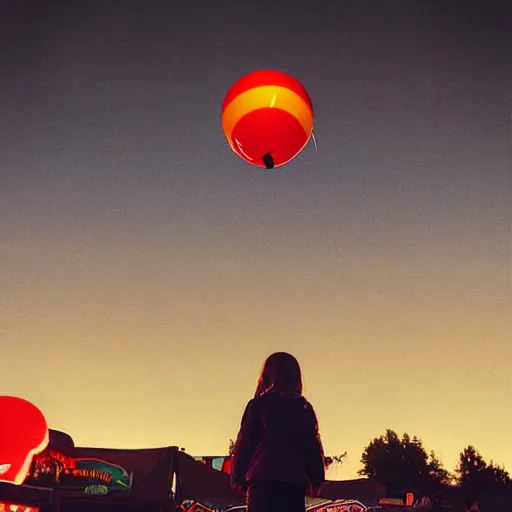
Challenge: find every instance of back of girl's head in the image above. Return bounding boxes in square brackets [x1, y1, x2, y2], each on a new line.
[254, 352, 303, 398]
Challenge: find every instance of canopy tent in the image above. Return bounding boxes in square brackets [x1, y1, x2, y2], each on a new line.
[24, 445, 178, 512]
[175, 451, 241, 507]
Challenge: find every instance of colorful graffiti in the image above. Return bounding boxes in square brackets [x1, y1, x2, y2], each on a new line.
[223, 499, 366, 512]
[308, 499, 367, 512]
[178, 500, 233, 512]
[177, 498, 366, 512]
[25, 449, 133, 495]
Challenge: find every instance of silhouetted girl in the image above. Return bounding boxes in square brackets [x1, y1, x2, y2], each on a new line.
[230, 352, 325, 512]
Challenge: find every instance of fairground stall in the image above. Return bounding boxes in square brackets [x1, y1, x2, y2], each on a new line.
[24, 444, 179, 512]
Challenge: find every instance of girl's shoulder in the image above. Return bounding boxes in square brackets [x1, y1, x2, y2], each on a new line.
[258, 389, 313, 409]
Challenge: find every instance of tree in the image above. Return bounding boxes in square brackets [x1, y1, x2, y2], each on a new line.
[456, 445, 486, 486]
[324, 452, 348, 470]
[486, 462, 511, 489]
[228, 439, 236, 457]
[456, 445, 511, 493]
[427, 450, 453, 485]
[359, 429, 447, 489]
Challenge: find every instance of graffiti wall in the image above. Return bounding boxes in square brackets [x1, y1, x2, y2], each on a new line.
[24, 449, 133, 496]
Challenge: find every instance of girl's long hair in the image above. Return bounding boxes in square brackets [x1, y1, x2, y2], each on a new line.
[254, 352, 303, 398]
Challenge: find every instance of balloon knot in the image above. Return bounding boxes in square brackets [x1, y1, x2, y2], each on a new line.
[262, 153, 275, 169]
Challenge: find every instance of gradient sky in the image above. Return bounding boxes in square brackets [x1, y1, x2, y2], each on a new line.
[1, 1, 511, 480]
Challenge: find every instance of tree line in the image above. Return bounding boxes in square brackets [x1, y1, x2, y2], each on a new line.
[229, 428, 511, 495]
[358, 429, 510, 495]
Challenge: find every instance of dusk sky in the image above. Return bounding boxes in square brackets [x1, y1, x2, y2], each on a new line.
[1, 1, 511, 480]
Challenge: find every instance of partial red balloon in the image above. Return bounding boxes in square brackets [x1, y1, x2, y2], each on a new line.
[221, 70, 314, 169]
[0, 397, 49, 484]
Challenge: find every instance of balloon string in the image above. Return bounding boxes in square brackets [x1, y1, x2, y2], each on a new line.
[311, 128, 319, 156]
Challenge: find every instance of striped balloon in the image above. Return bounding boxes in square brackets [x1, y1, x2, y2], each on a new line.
[221, 70, 314, 169]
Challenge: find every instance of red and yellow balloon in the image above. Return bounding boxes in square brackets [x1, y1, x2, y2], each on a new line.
[0, 396, 49, 485]
[221, 70, 314, 169]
